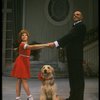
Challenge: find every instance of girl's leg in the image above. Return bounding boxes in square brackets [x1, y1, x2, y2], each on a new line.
[16, 78, 22, 99]
[22, 79, 33, 100]
[22, 79, 31, 96]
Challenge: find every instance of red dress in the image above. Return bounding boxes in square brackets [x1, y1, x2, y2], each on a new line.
[11, 42, 31, 79]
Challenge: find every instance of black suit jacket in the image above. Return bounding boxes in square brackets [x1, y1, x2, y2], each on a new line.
[57, 22, 86, 60]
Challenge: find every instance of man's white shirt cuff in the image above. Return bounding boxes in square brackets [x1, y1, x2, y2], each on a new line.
[54, 41, 59, 47]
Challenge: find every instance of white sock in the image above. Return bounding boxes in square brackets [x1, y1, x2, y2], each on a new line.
[16, 97, 21, 99]
[28, 94, 32, 98]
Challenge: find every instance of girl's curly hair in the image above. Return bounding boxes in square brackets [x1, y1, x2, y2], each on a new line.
[18, 29, 30, 43]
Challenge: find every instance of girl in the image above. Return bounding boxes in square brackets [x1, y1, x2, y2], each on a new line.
[11, 29, 49, 100]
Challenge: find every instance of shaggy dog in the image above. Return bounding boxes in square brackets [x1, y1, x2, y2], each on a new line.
[38, 65, 63, 100]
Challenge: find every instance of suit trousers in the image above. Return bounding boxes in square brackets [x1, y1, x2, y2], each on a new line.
[67, 53, 85, 100]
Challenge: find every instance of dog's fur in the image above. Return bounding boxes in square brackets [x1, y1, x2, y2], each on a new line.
[39, 65, 63, 100]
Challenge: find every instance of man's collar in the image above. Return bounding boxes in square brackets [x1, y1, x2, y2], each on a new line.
[73, 20, 82, 26]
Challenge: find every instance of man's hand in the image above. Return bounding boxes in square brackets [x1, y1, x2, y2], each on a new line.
[48, 42, 55, 48]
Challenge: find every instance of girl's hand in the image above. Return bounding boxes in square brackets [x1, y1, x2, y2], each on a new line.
[48, 42, 55, 48]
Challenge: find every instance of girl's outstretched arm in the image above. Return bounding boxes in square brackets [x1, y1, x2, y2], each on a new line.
[26, 43, 49, 50]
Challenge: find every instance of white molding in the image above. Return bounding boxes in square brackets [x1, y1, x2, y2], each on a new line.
[44, 0, 73, 26]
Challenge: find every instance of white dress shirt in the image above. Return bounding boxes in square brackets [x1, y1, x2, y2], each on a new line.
[73, 20, 82, 26]
[54, 41, 59, 47]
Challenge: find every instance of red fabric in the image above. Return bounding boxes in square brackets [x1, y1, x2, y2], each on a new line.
[38, 72, 53, 80]
[11, 42, 31, 79]
[38, 72, 43, 80]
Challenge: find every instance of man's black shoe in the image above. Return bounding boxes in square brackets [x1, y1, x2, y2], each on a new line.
[65, 98, 69, 100]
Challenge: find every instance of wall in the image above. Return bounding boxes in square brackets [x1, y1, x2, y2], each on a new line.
[83, 40, 99, 76]
[23, 0, 98, 62]
[24, 0, 73, 61]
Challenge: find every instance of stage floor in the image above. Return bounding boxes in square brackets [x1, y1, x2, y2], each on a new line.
[2, 76, 99, 100]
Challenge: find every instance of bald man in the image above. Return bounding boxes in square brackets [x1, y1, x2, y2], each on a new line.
[48, 11, 87, 100]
